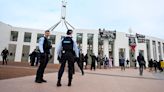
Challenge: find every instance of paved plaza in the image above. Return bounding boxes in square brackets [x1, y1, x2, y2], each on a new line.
[0, 67, 164, 92]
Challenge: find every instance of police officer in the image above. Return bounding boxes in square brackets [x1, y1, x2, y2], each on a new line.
[35, 30, 52, 83]
[56, 29, 79, 87]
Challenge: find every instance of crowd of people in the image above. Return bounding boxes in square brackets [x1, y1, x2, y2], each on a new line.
[148, 59, 163, 73]
[1, 29, 164, 87]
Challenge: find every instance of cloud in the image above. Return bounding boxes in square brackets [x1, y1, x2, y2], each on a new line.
[0, 0, 164, 39]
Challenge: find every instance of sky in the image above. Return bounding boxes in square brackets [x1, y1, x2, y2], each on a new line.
[0, 0, 164, 39]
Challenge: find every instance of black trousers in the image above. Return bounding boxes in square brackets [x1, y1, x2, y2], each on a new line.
[2, 56, 7, 64]
[36, 54, 49, 80]
[58, 52, 74, 82]
[139, 64, 144, 75]
[91, 62, 96, 70]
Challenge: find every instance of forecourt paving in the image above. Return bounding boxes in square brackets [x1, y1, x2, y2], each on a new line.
[0, 68, 164, 92]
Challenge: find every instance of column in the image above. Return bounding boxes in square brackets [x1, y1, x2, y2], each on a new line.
[29, 32, 37, 54]
[93, 34, 98, 56]
[54, 34, 62, 64]
[113, 41, 119, 66]
[149, 40, 154, 60]
[103, 40, 109, 58]
[161, 42, 164, 60]
[82, 33, 88, 55]
[156, 41, 159, 61]
[15, 31, 24, 62]
[160, 42, 164, 60]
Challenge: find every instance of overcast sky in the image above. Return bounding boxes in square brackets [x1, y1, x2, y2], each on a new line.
[0, 0, 164, 39]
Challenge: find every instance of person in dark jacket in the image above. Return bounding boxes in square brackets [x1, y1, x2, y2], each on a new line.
[72, 49, 84, 75]
[153, 60, 158, 72]
[119, 57, 125, 71]
[29, 49, 37, 66]
[148, 59, 153, 72]
[1, 48, 9, 65]
[137, 53, 145, 76]
[90, 53, 97, 71]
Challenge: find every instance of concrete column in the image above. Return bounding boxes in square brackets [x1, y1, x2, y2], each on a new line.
[29, 32, 37, 54]
[160, 42, 163, 60]
[103, 40, 109, 58]
[54, 34, 62, 64]
[156, 41, 159, 61]
[15, 31, 24, 62]
[113, 43, 119, 66]
[82, 33, 88, 55]
[160, 42, 164, 60]
[93, 34, 98, 56]
[149, 40, 153, 60]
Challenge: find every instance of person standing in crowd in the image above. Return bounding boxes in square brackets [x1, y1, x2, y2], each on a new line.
[97, 53, 102, 69]
[72, 49, 84, 75]
[158, 60, 163, 72]
[119, 56, 125, 71]
[29, 49, 37, 66]
[78, 50, 85, 75]
[84, 53, 88, 69]
[35, 30, 52, 83]
[153, 60, 158, 72]
[105, 57, 109, 69]
[56, 29, 79, 87]
[103, 55, 108, 69]
[1, 48, 9, 65]
[133, 59, 137, 69]
[148, 59, 153, 72]
[126, 59, 130, 68]
[35, 48, 40, 66]
[90, 53, 97, 71]
[137, 53, 145, 76]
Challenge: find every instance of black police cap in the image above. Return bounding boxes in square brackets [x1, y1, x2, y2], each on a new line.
[67, 29, 73, 35]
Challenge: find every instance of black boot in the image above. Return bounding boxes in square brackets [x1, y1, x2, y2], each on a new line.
[57, 79, 62, 87]
[68, 79, 72, 87]
[41, 79, 47, 83]
[35, 78, 42, 83]
[82, 71, 84, 75]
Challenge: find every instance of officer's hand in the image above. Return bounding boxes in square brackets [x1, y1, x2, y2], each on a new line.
[40, 53, 45, 57]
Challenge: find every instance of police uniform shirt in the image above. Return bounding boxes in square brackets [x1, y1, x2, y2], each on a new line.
[56, 35, 79, 58]
[38, 37, 51, 54]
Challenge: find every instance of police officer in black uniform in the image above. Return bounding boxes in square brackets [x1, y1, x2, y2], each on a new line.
[35, 30, 52, 83]
[56, 29, 79, 87]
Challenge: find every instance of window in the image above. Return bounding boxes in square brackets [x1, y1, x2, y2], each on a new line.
[10, 31, 18, 41]
[24, 32, 31, 42]
[87, 34, 94, 53]
[76, 33, 83, 49]
[49, 35, 56, 44]
[36, 34, 44, 43]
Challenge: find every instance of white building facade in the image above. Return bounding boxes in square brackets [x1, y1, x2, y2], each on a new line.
[0, 21, 164, 67]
